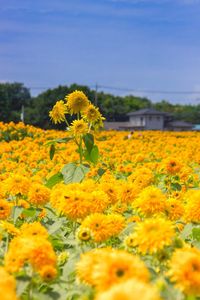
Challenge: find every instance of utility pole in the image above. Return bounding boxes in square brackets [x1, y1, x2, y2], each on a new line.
[95, 83, 98, 106]
[20, 105, 25, 123]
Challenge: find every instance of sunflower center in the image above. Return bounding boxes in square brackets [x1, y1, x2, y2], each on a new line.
[116, 269, 125, 277]
[82, 232, 88, 237]
[170, 162, 176, 167]
[191, 263, 200, 271]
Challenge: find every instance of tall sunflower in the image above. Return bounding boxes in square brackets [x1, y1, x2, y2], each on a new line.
[65, 90, 90, 114]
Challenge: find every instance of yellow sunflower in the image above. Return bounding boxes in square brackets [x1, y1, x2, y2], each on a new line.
[65, 90, 90, 114]
[0, 199, 11, 220]
[70, 119, 88, 136]
[82, 104, 100, 122]
[168, 247, 200, 296]
[133, 186, 166, 217]
[0, 267, 18, 300]
[95, 279, 161, 300]
[131, 217, 175, 254]
[49, 100, 68, 124]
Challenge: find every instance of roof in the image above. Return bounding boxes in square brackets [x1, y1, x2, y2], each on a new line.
[167, 121, 193, 128]
[127, 108, 167, 116]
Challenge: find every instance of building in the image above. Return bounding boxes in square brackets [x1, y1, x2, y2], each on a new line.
[104, 108, 193, 131]
[127, 108, 167, 130]
[167, 120, 193, 131]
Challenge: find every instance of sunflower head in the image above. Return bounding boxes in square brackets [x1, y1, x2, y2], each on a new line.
[49, 100, 68, 124]
[65, 91, 90, 114]
[39, 265, 57, 281]
[76, 227, 92, 241]
[82, 104, 101, 122]
[70, 119, 88, 136]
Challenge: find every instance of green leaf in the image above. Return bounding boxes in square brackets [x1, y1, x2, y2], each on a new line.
[61, 163, 89, 184]
[97, 168, 106, 177]
[22, 207, 38, 217]
[90, 145, 99, 164]
[48, 220, 62, 235]
[62, 253, 80, 278]
[32, 291, 61, 300]
[83, 133, 94, 153]
[170, 182, 182, 191]
[45, 172, 63, 188]
[16, 277, 30, 297]
[192, 227, 200, 242]
[45, 137, 72, 146]
[49, 144, 55, 160]
[12, 206, 23, 223]
[180, 223, 193, 240]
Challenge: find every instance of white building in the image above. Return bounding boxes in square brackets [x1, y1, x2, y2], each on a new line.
[104, 108, 193, 131]
[127, 108, 166, 130]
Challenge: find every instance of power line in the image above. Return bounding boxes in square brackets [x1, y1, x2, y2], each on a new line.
[28, 84, 200, 95]
[98, 85, 200, 95]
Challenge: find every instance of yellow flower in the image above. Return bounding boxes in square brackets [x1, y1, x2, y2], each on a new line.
[0, 199, 11, 220]
[166, 198, 184, 221]
[127, 215, 141, 223]
[133, 186, 166, 217]
[82, 104, 101, 122]
[184, 190, 200, 222]
[52, 189, 92, 220]
[80, 213, 125, 243]
[131, 218, 175, 254]
[100, 182, 119, 205]
[95, 279, 161, 300]
[20, 222, 49, 239]
[0, 267, 18, 300]
[0, 221, 19, 236]
[76, 227, 92, 241]
[124, 233, 135, 248]
[168, 247, 200, 296]
[4, 236, 35, 273]
[49, 100, 68, 124]
[77, 248, 149, 290]
[4, 174, 30, 196]
[119, 182, 138, 204]
[29, 238, 57, 270]
[28, 183, 50, 206]
[66, 90, 90, 114]
[58, 251, 69, 266]
[76, 249, 108, 285]
[39, 265, 57, 281]
[92, 249, 149, 291]
[161, 157, 183, 175]
[70, 119, 88, 136]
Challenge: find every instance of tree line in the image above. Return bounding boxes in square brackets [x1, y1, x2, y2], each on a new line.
[0, 82, 200, 129]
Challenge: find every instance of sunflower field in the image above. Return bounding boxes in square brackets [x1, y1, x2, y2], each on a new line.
[0, 91, 200, 300]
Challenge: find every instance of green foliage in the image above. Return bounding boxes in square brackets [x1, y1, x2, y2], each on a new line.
[49, 144, 56, 160]
[1, 82, 200, 127]
[45, 172, 64, 188]
[61, 163, 89, 184]
[83, 133, 99, 164]
[0, 82, 31, 122]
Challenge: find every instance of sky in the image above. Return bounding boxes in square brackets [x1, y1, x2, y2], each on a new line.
[1, 0, 200, 104]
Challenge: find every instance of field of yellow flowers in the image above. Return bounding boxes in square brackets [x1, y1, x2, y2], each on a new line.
[0, 91, 200, 300]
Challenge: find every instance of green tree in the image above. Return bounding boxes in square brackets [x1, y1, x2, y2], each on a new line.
[0, 82, 31, 122]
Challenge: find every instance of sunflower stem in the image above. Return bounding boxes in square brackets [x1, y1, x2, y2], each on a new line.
[79, 137, 83, 164]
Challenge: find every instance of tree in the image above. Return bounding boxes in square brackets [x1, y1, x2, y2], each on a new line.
[0, 82, 31, 122]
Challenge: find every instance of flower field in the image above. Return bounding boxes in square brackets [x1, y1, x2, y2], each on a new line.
[0, 92, 200, 300]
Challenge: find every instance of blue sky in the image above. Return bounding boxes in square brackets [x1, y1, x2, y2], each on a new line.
[1, 0, 200, 104]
